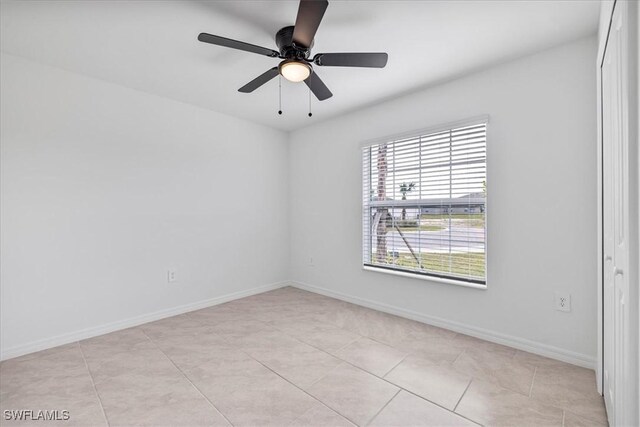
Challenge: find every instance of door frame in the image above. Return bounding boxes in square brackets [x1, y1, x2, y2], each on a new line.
[596, 0, 615, 397]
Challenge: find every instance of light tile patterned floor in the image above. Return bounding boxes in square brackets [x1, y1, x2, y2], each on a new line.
[0, 287, 607, 426]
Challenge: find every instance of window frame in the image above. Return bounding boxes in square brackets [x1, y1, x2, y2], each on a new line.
[360, 116, 489, 289]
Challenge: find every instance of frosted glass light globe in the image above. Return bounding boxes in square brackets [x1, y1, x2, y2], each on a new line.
[280, 60, 311, 82]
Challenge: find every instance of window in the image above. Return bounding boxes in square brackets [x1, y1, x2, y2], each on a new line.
[362, 119, 487, 286]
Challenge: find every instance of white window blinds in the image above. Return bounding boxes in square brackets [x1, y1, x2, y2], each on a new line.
[362, 120, 487, 285]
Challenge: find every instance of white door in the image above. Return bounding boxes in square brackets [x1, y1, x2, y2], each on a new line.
[601, 2, 631, 425]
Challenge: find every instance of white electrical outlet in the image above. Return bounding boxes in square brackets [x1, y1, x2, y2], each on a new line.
[554, 292, 571, 312]
[308, 257, 314, 267]
[167, 269, 177, 283]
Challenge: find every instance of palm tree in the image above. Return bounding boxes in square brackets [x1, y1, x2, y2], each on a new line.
[375, 144, 390, 263]
[399, 182, 416, 220]
[481, 180, 486, 213]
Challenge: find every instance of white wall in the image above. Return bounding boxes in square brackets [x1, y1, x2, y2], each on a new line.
[637, 4, 640, 424]
[288, 37, 598, 364]
[0, 53, 289, 359]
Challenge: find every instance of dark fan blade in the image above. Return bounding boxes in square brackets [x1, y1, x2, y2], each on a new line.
[304, 71, 332, 101]
[238, 67, 280, 93]
[314, 52, 388, 68]
[198, 33, 279, 57]
[292, 0, 328, 49]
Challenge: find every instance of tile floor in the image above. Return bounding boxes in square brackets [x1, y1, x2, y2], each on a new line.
[0, 287, 607, 426]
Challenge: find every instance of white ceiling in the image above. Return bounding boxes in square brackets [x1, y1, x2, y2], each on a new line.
[1, 0, 599, 131]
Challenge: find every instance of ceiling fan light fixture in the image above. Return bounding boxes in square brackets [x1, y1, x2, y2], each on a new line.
[279, 60, 311, 83]
[198, 0, 386, 101]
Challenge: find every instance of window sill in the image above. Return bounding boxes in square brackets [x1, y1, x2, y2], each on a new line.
[362, 265, 487, 290]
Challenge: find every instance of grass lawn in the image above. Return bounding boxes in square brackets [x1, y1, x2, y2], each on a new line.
[374, 252, 485, 279]
[396, 225, 445, 232]
[420, 213, 485, 220]
[419, 213, 485, 229]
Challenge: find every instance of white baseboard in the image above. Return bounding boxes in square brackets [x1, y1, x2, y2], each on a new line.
[290, 280, 596, 369]
[0, 281, 288, 361]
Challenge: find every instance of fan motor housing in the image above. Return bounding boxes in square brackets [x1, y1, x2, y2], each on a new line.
[276, 26, 313, 59]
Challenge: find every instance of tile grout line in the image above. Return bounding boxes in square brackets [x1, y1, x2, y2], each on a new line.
[528, 366, 537, 397]
[397, 385, 482, 427]
[200, 290, 568, 427]
[379, 354, 409, 378]
[138, 328, 236, 427]
[237, 349, 356, 425]
[364, 389, 401, 427]
[302, 360, 344, 391]
[77, 341, 111, 427]
[155, 292, 488, 426]
[452, 348, 467, 365]
[453, 378, 473, 413]
[146, 292, 482, 426]
[158, 293, 488, 426]
[285, 396, 355, 427]
[290, 333, 445, 407]
[310, 351, 480, 426]
[185, 307, 354, 426]
[226, 290, 443, 359]
[507, 360, 600, 426]
[332, 335, 363, 352]
[359, 334, 403, 349]
[267, 320, 363, 355]
[286, 403, 321, 427]
[260, 316, 483, 425]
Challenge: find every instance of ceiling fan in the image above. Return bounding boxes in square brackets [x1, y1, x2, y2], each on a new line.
[198, 0, 388, 101]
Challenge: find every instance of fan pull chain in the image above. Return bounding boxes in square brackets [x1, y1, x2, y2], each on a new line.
[308, 89, 312, 117]
[278, 76, 282, 115]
